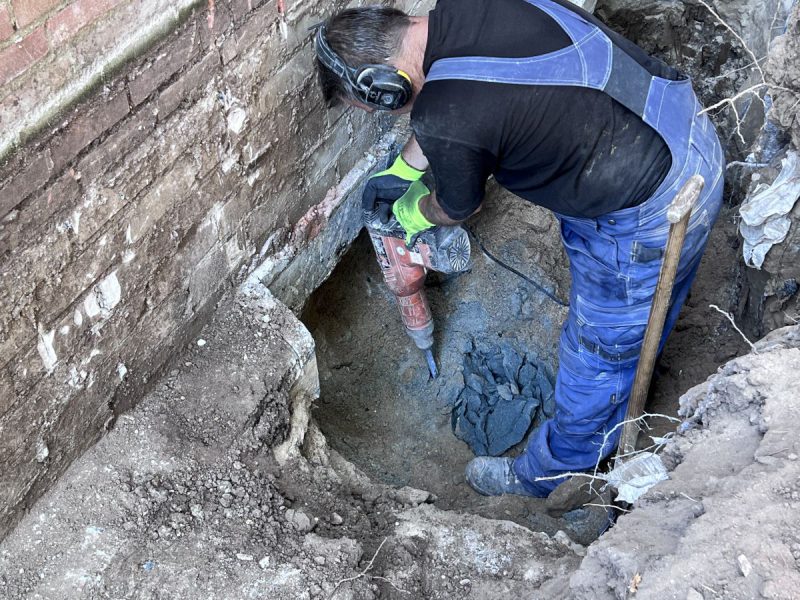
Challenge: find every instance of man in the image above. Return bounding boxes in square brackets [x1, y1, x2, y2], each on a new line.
[312, 0, 724, 497]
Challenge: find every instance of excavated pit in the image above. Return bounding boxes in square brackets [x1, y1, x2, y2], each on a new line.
[302, 175, 749, 542]
[1, 1, 798, 597]
[302, 183, 573, 535]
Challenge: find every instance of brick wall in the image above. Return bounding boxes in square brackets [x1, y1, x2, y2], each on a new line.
[0, 0, 427, 539]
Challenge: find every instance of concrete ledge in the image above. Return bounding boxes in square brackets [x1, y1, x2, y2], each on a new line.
[247, 123, 408, 312]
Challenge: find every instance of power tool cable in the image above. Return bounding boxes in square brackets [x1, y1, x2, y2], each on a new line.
[465, 225, 570, 308]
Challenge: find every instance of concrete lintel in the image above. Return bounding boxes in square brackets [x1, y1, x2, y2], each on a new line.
[244, 123, 410, 312]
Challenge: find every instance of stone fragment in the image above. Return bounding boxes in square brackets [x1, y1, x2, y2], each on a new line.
[285, 509, 313, 533]
[737, 554, 753, 578]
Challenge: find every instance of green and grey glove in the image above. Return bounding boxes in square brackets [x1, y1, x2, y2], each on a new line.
[362, 154, 425, 223]
[392, 179, 435, 246]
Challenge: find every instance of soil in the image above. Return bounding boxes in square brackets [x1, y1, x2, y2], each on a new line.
[572, 325, 800, 599]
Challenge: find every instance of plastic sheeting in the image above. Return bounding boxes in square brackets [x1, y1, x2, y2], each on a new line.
[605, 452, 668, 504]
[739, 150, 800, 269]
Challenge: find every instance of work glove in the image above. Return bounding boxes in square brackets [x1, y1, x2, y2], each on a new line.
[362, 154, 425, 223]
[392, 179, 435, 246]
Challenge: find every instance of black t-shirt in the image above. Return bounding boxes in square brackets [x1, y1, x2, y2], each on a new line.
[411, 0, 678, 219]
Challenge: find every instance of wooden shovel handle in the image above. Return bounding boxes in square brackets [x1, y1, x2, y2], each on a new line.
[616, 175, 705, 457]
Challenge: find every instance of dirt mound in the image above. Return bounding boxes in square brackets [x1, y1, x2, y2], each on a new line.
[570, 325, 800, 599]
[0, 285, 584, 599]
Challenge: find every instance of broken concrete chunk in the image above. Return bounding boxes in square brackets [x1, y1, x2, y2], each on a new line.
[285, 508, 313, 533]
[737, 554, 753, 578]
[391, 486, 435, 507]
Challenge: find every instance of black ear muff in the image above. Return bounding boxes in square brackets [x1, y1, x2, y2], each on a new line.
[312, 23, 413, 112]
[353, 66, 413, 111]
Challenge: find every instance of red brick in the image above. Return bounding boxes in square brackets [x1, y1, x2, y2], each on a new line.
[0, 26, 48, 86]
[49, 92, 130, 173]
[0, 4, 15, 41]
[11, 0, 59, 29]
[45, 0, 124, 45]
[0, 149, 53, 218]
[128, 24, 200, 106]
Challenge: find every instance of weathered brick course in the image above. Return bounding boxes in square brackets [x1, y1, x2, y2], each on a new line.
[221, 0, 275, 65]
[49, 92, 130, 173]
[0, 149, 53, 217]
[157, 50, 221, 121]
[0, 26, 48, 86]
[198, 0, 232, 49]
[11, 0, 59, 29]
[0, 3, 15, 40]
[128, 21, 201, 106]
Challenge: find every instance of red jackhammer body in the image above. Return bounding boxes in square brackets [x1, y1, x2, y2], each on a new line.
[365, 213, 471, 378]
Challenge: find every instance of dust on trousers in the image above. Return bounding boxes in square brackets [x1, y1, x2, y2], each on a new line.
[425, 0, 725, 494]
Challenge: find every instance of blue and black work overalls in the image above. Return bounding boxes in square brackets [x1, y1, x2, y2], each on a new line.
[427, 0, 725, 494]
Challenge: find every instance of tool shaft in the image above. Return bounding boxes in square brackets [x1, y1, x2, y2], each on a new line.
[617, 175, 704, 457]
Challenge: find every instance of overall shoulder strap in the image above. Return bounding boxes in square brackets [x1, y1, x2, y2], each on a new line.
[426, 0, 652, 118]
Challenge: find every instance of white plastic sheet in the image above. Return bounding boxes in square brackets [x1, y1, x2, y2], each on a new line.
[739, 151, 800, 269]
[605, 452, 668, 504]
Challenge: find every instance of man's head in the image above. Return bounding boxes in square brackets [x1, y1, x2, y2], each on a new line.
[313, 7, 414, 112]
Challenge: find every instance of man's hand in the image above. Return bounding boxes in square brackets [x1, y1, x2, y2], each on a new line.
[362, 153, 425, 223]
[392, 180, 435, 245]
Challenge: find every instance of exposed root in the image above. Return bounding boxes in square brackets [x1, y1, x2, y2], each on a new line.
[695, 0, 793, 146]
[709, 304, 758, 353]
[330, 538, 409, 598]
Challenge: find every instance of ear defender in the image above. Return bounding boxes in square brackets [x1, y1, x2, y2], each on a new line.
[313, 24, 413, 112]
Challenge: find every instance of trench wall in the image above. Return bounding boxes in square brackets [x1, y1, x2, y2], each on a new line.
[0, 0, 425, 539]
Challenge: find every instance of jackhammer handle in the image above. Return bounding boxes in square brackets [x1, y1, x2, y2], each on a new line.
[617, 175, 705, 458]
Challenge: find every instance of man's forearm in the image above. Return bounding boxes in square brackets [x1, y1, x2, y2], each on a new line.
[419, 190, 469, 226]
[400, 135, 480, 225]
[400, 135, 429, 171]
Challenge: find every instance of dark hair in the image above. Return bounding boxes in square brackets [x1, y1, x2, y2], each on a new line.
[315, 7, 412, 107]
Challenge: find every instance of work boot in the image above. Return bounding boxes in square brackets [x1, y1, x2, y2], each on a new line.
[465, 457, 536, 497]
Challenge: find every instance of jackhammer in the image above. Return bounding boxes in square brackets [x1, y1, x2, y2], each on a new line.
[364, 210, 472, 379]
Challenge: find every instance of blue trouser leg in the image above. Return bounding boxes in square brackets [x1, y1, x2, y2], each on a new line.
[514, 170, 723, 497]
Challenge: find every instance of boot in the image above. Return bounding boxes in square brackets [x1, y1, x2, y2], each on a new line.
[465, 457, 536, 497]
